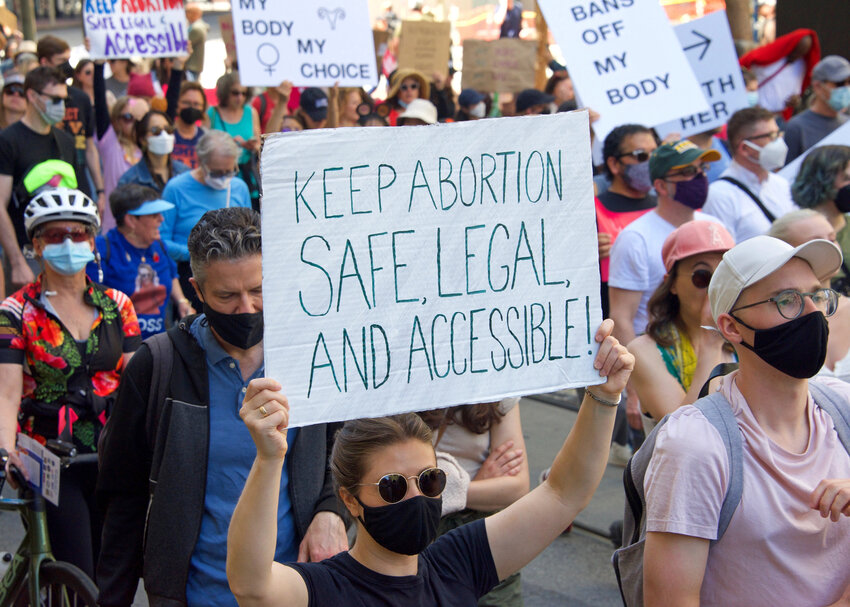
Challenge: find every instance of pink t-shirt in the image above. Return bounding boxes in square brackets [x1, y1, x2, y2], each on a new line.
[96, 126, 141, 232]
[645, 372, 850, 606]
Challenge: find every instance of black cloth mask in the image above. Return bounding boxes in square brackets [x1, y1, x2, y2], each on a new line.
[203, 302, 264, 350]
[835, 184, 850, 213]
[58, 61, 74, 80]
[672, 173, 709, 209]
[732, 311, 828, 379]
[179, 107, 204, 124]
[355, 495, 442, 555]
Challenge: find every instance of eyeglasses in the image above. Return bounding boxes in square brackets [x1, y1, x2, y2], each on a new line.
[730, 288, 839, 321]
[355, 467, 446, 504]
[830, 78, 850, 87]
[119, 112, 136, 123]
[746, 130, 781, 143]
[3, 85, 24, 97]
[617, 149, 651, 162]
[665, 164, 709, 180]
[230, 89, 248, 97]
[690, 268, 713, 289]
[148, 125, 175, 136]
[37, 90, 68, 104]
[36, 226, 90, 244]
[400, 82, 419, 92]
[205, 167, 238, 179]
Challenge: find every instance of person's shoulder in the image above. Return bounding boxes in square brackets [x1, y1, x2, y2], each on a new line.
[810, 376, 850, 406]
[654, 401, 729, 458]
[0, 286, 27, 321]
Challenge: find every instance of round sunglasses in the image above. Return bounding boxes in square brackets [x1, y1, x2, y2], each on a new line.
[148, 125, 175, 136]
[356, 467, 446, 504]
[690, 268, 712, 289]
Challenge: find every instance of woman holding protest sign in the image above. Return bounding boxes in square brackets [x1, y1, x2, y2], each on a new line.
[227, 319, 632, 606]
[628, 221, 736, 433]
[207, 71, 261, 208]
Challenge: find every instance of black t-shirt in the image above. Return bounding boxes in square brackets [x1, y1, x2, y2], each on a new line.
[56, 86, 94, 198]
[289, 519, 499, 607]
[597, 189, 656, 214]
[0, 120, 78, 247]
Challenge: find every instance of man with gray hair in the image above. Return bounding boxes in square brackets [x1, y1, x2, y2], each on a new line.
[96, 207, 348, 607]
[161, 129, 251, 308]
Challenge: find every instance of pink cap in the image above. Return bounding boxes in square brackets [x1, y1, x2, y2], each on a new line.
[662, 220, 735, 272]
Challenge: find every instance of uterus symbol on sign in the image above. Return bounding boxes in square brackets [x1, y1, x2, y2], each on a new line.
[256, 43, 280, 76]
[317, 7, 346, 30]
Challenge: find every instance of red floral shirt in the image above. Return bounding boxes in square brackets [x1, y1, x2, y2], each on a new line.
[0, 276, 141, 452]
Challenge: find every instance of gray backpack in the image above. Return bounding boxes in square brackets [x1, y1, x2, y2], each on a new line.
[611, 381, 850, 607]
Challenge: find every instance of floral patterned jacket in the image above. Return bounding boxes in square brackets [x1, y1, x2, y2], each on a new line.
[0, 276, 141, 452]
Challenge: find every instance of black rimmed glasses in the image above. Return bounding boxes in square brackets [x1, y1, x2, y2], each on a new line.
[355, 467, 446, 504]
[730, 288, 839, 321]
[37, 90, 68, 104]
[617, 149, 651, 162]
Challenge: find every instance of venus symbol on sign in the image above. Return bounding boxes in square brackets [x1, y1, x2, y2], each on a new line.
[317, 7, 346, 30]
[257, 43, 280, 76]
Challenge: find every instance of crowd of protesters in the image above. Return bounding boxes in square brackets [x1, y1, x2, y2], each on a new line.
[0, 1, 844, 606]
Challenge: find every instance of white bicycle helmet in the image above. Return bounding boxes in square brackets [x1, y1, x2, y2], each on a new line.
[24, 188, 100, 239]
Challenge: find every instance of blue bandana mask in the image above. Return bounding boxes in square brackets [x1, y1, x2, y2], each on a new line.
[42, 239, 94, 275]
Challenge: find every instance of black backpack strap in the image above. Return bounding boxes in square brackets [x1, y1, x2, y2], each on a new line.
[145, 331, 174, 491]
[699, 362, 740, 399]
[719, 176, 776, 223]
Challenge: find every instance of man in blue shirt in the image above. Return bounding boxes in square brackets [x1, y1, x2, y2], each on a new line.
[96, 207, 348, 607]
[161, 130, 251, 309]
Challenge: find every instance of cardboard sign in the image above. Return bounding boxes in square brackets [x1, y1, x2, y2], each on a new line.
[373, 29, 390, 75]
[84, 0, 188, 59]
[231, 0, 377, 88]
[462, 39, 537, 93]
[397, 20, 451, 76]
[778, 120, 850, 182]
[655, 11, 748, 139]
[261, 112, 604, 427]
[0, 6, 18, 33]
[536, 0, 708, 141]
[219, 13, 238, 65]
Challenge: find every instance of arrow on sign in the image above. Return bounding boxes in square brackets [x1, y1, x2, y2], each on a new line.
[683, 30, 711, 61]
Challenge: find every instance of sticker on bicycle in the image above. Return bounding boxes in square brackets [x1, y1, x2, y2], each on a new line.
[16, 434, 60, 506]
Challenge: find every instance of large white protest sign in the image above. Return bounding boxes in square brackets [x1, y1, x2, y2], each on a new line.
[537, 0, 708, 141]
[231, 0, 377, 88]
[778, 121, 850, 182]
[261, 112, 604, 427]
[655, 11, 748, 139]
[85, 0, 188, 60]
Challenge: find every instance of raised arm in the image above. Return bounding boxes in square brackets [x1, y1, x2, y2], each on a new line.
[485, 319, 633, 580]
[227, 378, 309, 607]
[93, 62, 110, 140]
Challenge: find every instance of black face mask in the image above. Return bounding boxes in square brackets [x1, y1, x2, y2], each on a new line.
[58, 60, 74, 80]
[732, 311, 828, 379]
[355, 495, 441, 555]
[179, 107, 203, 124]
[835, 184, 850, 213]
[203, 301, 264, 350]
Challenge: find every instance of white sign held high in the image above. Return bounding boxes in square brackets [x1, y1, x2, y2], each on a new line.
[231, 0, 377, 88]
[655, 11, 748, 139]
[84, 0, 187, 59]
[261, 112, 604, 427]
[536, 0, 708, 141]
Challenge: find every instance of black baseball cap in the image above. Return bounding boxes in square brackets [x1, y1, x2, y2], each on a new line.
[515, 88, 554, 113]
[300, 87, 329, 122]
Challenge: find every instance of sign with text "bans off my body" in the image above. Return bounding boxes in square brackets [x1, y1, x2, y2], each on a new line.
[261, 112, 605, 428]
[231, 0, 377, 88]
[85, 0, 188, 60]
[537, 0, 708, 141]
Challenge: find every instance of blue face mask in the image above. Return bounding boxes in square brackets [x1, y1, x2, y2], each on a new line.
[746, 91, 760, 107]
[828, 86, 850, 112]
[42, 239, 94, 275]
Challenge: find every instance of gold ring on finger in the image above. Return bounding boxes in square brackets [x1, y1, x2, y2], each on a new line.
[259, 405, 269, 417]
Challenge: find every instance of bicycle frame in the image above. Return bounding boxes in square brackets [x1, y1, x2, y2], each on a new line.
[0, 491, 54, 605]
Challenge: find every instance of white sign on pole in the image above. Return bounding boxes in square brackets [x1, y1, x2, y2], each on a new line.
[778, 121, 850, 182]
[536, 0, 708, 141]
[84, 0, 188, 60]
[261, 112, 604, 427]
[231, 0, 377, 88]
[655, 11, 748, 139]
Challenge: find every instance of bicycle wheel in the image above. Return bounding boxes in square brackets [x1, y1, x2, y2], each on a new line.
[14, 560, 98, 607]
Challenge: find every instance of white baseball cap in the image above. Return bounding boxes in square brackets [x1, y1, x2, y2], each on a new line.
[397, 98, 438, 125]
[708, 235, 842, 320]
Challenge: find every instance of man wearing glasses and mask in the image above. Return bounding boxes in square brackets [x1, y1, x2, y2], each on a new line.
[703, 106, 797, 243]
[642, 234, 850, 606]
[0, 66, 81, 292]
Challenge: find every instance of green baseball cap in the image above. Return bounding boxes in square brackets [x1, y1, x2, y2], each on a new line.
[649, 140, 721, 181]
